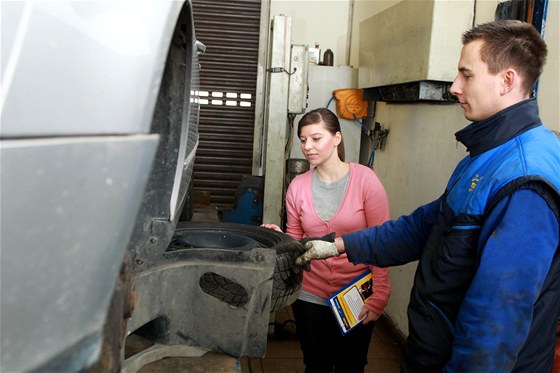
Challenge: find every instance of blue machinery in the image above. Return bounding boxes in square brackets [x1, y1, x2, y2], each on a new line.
[219, 176, 264, 225]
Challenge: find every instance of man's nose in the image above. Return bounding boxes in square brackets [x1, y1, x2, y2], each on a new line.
[450, 78, 461, 96]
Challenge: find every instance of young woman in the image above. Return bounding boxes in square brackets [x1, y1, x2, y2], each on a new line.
[262, 107, 391, 373]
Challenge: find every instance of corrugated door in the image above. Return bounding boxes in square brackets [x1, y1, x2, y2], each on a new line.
[192, 0, 261, 208]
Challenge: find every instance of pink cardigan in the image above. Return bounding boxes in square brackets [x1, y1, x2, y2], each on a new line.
[285, 162, 391, 316]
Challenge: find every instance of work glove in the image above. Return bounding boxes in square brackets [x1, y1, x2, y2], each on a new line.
[274, 233, 337, 272]
[275, 240, 306, 255]
[296, 232, 339, 267]
[274, 240, 311, 272]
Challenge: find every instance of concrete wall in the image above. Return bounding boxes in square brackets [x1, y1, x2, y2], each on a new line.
[270, 0, 560, 336]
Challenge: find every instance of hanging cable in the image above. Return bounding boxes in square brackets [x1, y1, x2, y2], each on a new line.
[326, 95, 335, 109]
[352, 114, 369, 135]
[368, 147, 375, 168]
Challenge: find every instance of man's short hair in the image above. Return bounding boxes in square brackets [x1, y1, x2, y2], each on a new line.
[462, 20, 547, 95]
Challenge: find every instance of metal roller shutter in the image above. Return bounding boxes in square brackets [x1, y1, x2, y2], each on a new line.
[192, 0, 261, 208]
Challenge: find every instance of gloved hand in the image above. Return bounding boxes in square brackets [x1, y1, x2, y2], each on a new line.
[299, 232, 336, 247]
[274, 233, 337, 272]
[275, 240, 305, 255]
[274, 240, 311, 272]
[296, 237, 339, 266]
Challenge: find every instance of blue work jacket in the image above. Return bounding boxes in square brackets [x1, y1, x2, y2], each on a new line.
[343, 98, 560, 372]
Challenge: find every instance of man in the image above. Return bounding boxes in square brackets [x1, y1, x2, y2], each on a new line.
[297, 20, 560, 372]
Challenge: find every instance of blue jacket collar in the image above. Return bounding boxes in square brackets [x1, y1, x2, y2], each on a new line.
[455, 97, 542, 157]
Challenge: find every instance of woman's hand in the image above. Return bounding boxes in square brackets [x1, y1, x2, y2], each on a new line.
[260, 223, 283, 232]
[358, 306, 381, 325]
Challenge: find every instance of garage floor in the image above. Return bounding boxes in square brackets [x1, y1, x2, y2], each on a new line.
[126, 306, 402, 373]
[241, 306, 403, 373]
[124, 204, 403, 372]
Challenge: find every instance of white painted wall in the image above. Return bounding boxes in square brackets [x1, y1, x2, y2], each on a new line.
[270, 0, 352, 67]
[270, 0, 560, 336]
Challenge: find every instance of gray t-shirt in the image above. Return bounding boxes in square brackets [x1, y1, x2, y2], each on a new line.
[300, 170, 350, 306]
[312, 170, 350, 222]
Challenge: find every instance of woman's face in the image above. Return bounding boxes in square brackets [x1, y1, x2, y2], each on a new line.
[299, 120, 340, 166]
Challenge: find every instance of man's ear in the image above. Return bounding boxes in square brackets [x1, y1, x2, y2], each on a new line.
[501, 68, 519, 96]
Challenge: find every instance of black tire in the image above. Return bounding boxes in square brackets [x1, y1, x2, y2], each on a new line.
[169, 222, 303, 311]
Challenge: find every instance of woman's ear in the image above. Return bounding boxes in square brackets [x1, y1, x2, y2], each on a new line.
[335, 131, 342, 146]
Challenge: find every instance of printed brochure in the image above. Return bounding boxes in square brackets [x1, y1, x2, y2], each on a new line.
[327, 270, 373, 335]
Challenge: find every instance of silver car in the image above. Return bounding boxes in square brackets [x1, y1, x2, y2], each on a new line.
[1, 1, 202, 371]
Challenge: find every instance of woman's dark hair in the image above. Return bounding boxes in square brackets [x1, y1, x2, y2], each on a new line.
[297, 108, 345, 161]
[462, 20, 547, 96]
